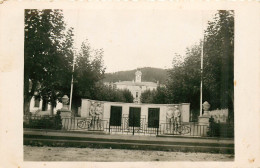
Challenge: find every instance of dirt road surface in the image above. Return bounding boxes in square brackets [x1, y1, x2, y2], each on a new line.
[24, 146, 234, 161]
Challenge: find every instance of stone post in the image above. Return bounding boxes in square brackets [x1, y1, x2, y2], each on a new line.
[198, 101, 211, 126]
[59, 95, 72, 118]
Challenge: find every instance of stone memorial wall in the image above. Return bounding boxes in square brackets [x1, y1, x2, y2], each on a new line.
[80, 99, 190, 124]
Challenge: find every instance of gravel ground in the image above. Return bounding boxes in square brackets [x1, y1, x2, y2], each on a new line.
[24, 146, 234, 161]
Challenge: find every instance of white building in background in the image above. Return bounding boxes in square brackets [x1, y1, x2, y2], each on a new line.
[30, 97, 62, 115]
[113, 70, 159, 103]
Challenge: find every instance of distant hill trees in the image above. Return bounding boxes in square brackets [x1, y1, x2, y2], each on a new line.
[103, 67, 168, 84]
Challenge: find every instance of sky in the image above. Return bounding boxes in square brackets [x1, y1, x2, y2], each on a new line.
[63, 9, 216, 73]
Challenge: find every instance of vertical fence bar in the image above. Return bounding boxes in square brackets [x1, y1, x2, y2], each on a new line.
[63, 118, 66, 130]
[67, 118, 69, 130]
[121, 119, 123, 134]
[75, 118, 77, 129]
[64, 118, 67, 130]
[200, 125, 202, 136]
[65, 118, 68, 130]
[70, 118, 73, 130]
[70, 118, 72, 130]
[72, 117, 75, 130]
[73, 118, 75, 130]
[189, 123, 191, 136]
[68, 118, 71, 130]
[109, 119, 111, 133]
[202, 125, 204, 136]
[132, 113, 135, 135]
[193, 122, 195, 136]
[196, 124, 198, 136]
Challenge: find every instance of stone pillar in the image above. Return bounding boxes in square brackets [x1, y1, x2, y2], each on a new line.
[198, 101, 211, 126]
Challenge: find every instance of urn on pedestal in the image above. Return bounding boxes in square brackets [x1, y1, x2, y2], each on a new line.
[58, 95, 72, 118]
[198, 101, 211, 126]
[203, 101, 211, 116]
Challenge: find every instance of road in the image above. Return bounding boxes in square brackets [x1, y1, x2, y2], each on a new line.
[24, 146, 234, 161]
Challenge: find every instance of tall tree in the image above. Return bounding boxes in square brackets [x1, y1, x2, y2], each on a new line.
[72, 40, 106, 108]
[166, 10, 234, 120]
[39, 27, 74, 115]
[24, 9, 74, 115]
[166, 44, 201, 110]
[203, 11, 234, 116]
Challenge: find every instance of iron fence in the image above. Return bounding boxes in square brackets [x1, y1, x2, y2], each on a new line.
[61, 117, 209, 137]
[24, 115, 233, 137]
[62, 117, 109, 131]
[160, 122, 208, 136]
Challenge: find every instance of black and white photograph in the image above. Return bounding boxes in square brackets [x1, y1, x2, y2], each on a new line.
[23, 8, 235, 161]
[0, 1, 259, 168]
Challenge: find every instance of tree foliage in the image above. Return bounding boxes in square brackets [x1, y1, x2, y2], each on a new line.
[203, 11, 234, 112]
[71, 39, 133, 108]
[89, 84, 134, 103]
[72, 40, 106, 107]
[24, 9, 74, 115]
[166, 10, 234, 120]
[166, 44, 201, 110]
[140, 90, 155, 104]
[140, 87, 168, 104]
[24, 9, 136, 115]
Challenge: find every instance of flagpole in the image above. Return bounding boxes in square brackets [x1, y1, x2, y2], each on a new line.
[69, 50, 76, 110]
[200, 12, 204, 117]
[69, 10, 79, 111]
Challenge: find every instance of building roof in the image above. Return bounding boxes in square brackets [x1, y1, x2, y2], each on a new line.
[114, 81, 158, 87]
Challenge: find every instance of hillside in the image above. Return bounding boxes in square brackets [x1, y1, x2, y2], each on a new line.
[103, 67, 169, 84]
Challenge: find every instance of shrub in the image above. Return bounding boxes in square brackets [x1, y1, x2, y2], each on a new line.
[23, 112, 62, 130]
[207, 117, 234, 138]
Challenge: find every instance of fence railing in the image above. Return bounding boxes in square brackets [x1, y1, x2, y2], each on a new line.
[62, 117, 109, 131]
[61, 117, 209, 137]
[24, 115, 233, 137]
[160, 122, 208, 137]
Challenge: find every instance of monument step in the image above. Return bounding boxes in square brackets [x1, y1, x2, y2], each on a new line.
[24, 131, 234, 148]
[24, 137, 234, 154]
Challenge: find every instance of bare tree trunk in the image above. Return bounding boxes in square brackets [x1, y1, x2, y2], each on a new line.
[24, 97, 31, 115]
[24, 72, 32, 115]
[50, 104, 54, 116]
